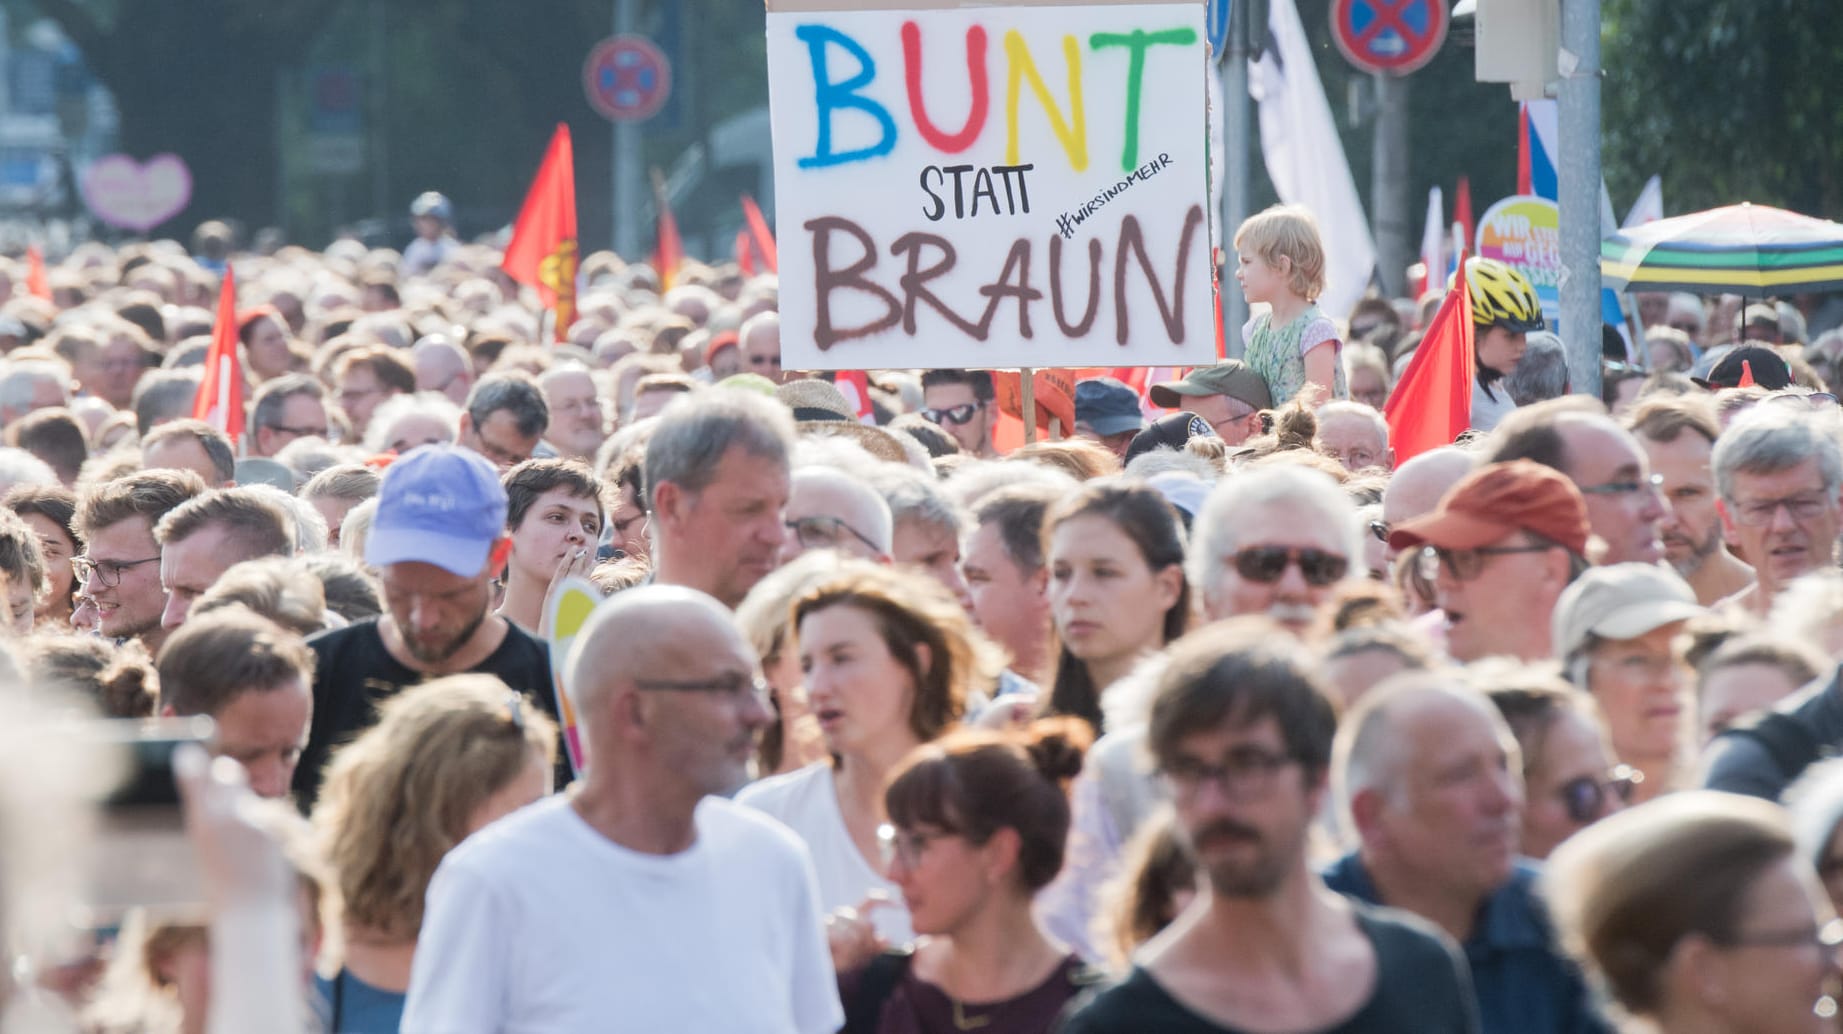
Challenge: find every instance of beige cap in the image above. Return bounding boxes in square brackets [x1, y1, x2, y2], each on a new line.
[1551, 563, 1705, 659]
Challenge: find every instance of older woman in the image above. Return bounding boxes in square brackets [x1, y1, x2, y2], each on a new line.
[1547, 792, 1841, 1033]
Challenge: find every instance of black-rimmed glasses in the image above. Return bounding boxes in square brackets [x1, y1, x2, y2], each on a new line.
[72, 554, 160, 588]
[1418, 543, 1558, 582]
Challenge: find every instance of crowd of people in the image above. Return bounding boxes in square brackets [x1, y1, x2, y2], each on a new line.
[0, 194, 1839, 1033]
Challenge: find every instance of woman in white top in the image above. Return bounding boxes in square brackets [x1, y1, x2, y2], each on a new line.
[739, 560, 1004, 948]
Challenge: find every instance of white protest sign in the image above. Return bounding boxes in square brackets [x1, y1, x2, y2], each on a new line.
[766, 0, 1214, 371]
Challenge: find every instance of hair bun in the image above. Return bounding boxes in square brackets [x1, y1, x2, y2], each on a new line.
[1272, 400, 1317, 450]
[1021, 716, 1093, 787]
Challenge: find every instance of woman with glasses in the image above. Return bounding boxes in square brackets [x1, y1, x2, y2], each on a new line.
[1041, 482, 1189, 733]
[1480, 669, 1630, 859]
[311, 674, 557, 1032]
[1546, 791, 1842, 1034]
[839, 719, 1093, 1033]
[739, 561, 1004, 953]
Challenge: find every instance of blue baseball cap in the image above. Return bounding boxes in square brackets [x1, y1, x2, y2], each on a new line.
[1075, 377, 1145, 437]
[366, 444, 508, 577]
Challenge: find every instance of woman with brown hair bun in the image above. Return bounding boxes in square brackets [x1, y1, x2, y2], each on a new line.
[840, 719, 1096, 1033]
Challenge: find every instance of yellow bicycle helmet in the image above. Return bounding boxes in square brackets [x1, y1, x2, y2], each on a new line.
[1464, 257, 1545, 333]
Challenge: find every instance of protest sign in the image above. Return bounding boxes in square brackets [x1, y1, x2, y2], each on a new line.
[766, 0, 1215, 372]
[1475, 194, 1561, 324]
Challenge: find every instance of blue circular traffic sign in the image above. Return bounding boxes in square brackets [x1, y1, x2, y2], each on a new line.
[583, 36, 672, 122]
[1330, 0, 1448, 75]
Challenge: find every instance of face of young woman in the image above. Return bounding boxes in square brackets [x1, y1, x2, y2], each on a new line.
[883, 824, 1006, 937]
[509, 488, 602, 584]
[800, 603, 920, 761]
[1047, 514, 1179, 676]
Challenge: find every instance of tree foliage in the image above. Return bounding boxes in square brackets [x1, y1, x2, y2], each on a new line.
[1603, 0, 1843, 219]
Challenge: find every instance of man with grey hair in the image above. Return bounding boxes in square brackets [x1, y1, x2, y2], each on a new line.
[646, 389, 796, 607]
[248, 374, 330, 459]
[411, 335, 474, 405]
[539, 363, 605, 461]
[457, 372, 550, 473]
[1503, 331, 1570, 406]
[1326, 674, 1608, 1034]
[1189, 464, 1362, 634]
[1486, 398, 1668, 565]
[1712, 404, 1843, 619]
[366, 391, 462, 455]
[1313, 401, 1393, 473]
[0, 358, 69, 427]
[870, 464, 971, 609]
[783, 467, 892, 562]
[403, 585, 841, 1032]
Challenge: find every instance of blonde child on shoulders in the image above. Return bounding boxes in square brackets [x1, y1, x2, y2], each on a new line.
[1234, 204, 1345, 407]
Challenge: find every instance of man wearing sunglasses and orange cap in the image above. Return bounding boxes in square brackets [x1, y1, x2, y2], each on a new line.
[1389, 460, 1593, 663]
[1190, 464, 1363, 634]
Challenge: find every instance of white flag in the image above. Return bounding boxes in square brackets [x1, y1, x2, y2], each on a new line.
[1419, 185, 1446, 297]
[1250, 0, 1376, 322]
[1623, 175, 1663, 229]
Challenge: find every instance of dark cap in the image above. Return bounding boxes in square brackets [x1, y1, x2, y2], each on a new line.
[1075, 377, 1145, 437]
[1388, 459, 1591, 557]
[1124, 411, 1212, 466]
[1694, 345, 1791, 391]
[1148, 361, 1273, 412]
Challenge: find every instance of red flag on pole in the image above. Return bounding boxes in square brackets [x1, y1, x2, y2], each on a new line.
[739, 194, 778, 274]
[735, 228, 756, 276]
[1384, 253, 1475, 466]
[25, 245, 49, 302]
[1454, 176, 1475, 252]
[651, 170, 683, 293]
[501, 123, 578, 342]
[193, 267, 245, 444]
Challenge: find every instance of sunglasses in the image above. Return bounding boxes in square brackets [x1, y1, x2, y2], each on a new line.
[1230, 546, 1349, 587]
[921, 403, 981, 426]
[1560, 765, 1640, 824]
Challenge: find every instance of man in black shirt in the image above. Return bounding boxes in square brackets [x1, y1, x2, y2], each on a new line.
[292, 444, 562, 805]
[1061, 621, 1478, 1034]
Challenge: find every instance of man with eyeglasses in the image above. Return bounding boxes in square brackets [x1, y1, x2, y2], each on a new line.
[1327, 675, 1610, 1034]
[72, 468, 206, 656]
[782, 467, 891, 563]
[537, 363, 604, 462]
[1062, 622, 1479, 1034]
[1552, 563, 1704, 804]
[1389, 460, 1591, 663]
[403, 585, 842, 1034]
[457, 373, 550, 474]
[1148, 361, 1272, 447]
[333, 345, 414, 437]
[1313, 401, 1394, 473]
[1711, 404, 1843, 619]
[1189, 464, 1361, 634]
[411, 335, 474, 406]
[740, 311, 797, 386]
[1487, 399, 1667, 565]
[248, 374, 331, 459]
[918, 369, 999, 458]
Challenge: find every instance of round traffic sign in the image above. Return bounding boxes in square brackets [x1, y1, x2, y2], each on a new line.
[1330, 0, 1448, 75]
[583, 35, 672, 122]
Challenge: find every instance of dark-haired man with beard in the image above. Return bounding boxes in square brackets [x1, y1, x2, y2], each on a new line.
[1062, 622, 1478, 1034]
[1627, 397, 1754, 606]
[291, 445, 564, 805]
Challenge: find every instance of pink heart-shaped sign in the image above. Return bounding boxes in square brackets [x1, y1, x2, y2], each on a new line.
[80, 153, 193, 232]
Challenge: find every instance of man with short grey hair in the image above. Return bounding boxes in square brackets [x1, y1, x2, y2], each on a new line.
[1313, 401, 1393, 472]
[783, 467, 891, 562]
[1712, 404, 1843, 618]
[645, 389, 796, 607]
[1327, 674, 1609, 1034]
[0, 358, 69, 427]
[248, 374, 330, 458]
[1189, 465, 1362, 633]
[871, 464, 970, 608]
[539, 363, 604, 461]
[457, 373, 550, 473]
[1504, 331, 1570, 406]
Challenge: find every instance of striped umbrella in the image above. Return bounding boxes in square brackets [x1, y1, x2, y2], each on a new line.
[1601, 202, 1843, 295]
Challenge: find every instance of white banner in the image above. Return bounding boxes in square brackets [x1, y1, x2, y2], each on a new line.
[766, 2, 1215, 370]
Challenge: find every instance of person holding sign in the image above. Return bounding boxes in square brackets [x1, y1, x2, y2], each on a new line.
[1235, 206, 1345, 409]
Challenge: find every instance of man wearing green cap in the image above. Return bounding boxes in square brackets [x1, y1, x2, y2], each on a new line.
[1148, 361, 1273, 446]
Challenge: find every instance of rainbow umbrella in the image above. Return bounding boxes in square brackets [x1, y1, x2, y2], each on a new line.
[1601, 202, 1843, 295]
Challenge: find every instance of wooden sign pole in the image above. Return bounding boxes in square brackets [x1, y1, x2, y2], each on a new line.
[1019, 367, 1037, 444]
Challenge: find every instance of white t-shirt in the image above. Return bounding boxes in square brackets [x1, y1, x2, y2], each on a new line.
[400, 794, 843, 1034]
[737, 763, 915, 945]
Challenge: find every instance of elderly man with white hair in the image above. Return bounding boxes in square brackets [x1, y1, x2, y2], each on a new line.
[1313, 401, 1393, 473]
[538, 363, 605, 462]
[0, 358, 70, 427]
[1189, 464, 1364, 634]
[364, 392, 463, 455]
[781, 467, 892, 563]
[1712, 404, 1843, 619]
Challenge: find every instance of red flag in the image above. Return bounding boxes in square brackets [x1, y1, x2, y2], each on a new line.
[1384, 253, 1475, 465]
[193, 267, 245, 444]
[739, 194, 778, 274]
[1517, 104, 1533, 196]
[1454, 176, 1474, 252]
[651, 171, 683, 293]
[735, 228, 756, 276]
[25, 245, 49, 302]
[501, 124, 578, 342]
[832, 370, 876, 422]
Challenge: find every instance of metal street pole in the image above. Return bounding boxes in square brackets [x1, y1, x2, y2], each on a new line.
[1221, 0, 1251, 357]
[1370, 71, 1410, 299]
[613, 0, 643, 259]
[1557, 0, 1601, 398]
